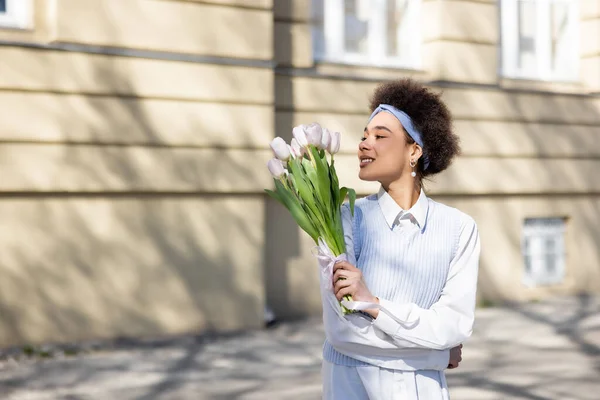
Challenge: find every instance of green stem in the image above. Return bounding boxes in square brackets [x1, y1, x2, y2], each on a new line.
[278, 175, 288, 191]
[305, 145, 318, 169]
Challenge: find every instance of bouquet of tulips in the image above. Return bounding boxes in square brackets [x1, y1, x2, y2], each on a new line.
[265, 123, 356, 313]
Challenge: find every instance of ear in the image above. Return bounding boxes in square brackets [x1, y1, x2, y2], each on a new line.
[409, 143, 423, 162]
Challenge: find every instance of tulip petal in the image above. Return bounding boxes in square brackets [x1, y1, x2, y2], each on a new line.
[304, 123, 323, 146]
[328, 131, 341, 154]
[320, 128, 332, 150]
[267, 158, 285, 178]
[290, 138, 305, 158]
[292, 125, 309, 147]
[270, 137, 291, 161]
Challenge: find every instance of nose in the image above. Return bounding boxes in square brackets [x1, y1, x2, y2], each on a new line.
[359, 139, 371, 152]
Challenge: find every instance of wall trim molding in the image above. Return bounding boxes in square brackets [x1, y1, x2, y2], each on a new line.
[0, 40, 274, 69]
[276, 67, 600, 99]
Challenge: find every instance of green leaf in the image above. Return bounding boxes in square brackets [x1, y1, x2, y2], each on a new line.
[339, 187, 348, 207]
[347, 188, 356, 216]
[331, 186, 339, 214]
[274, 179, 319, 242]
[288, 159, 333, 239]
[301, 158, 327, 214]
[264, 188, 283, 204]
[309, 146, 332, 215]
[297, 152, 341, 249]
[330, 162, 340, 203]
[289, 159, 318, 213]
[332, 207, 345, 255]
[286, 173, 300, 196]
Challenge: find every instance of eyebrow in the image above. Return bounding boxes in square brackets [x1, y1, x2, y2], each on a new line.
[364, 125, 393, 133]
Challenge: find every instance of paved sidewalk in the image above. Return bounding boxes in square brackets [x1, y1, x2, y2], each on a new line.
[0, 295, 598, 399]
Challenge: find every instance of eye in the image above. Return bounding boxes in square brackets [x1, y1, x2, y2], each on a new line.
[375, 135, 386, 139]
[360, 137, 367, 142]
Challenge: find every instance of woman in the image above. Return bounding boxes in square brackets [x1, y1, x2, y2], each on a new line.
[322, 79, 480, 399]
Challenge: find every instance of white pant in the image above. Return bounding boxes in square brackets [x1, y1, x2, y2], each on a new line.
[322, 361, 449, 400]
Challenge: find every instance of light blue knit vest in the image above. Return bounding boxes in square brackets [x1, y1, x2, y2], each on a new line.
[323, 194, 462, 366]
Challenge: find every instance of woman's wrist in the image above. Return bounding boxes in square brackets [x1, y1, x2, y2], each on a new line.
[365, 296, 380, 318]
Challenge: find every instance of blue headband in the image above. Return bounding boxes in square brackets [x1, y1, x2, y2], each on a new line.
[368, 104, 430, 170]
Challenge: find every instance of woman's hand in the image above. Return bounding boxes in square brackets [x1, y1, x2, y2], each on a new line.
[333, 261, 379, 317]
[448, 344, 463, 369]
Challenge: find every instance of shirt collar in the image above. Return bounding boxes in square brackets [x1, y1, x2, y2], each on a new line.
[377, 186, 429, 230]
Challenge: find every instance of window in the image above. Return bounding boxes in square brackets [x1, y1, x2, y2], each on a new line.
[522, 218, 566, 287]
[500, 0, 579, 81]
[312, 0, 421, 69]
[0, 0, 33, 30]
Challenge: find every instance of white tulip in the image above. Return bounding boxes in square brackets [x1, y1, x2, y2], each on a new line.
[320, 128, 332, 150]
[305, 123, 323, 146]
[270, 137, 291, 161]
[267, 158, 285, 178]
[328, 131, 341, 154]
[292, 125, 308, 147]
[290, 138, 305, 158]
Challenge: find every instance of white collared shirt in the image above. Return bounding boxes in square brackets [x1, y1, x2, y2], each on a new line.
[377, 186, 428, 231]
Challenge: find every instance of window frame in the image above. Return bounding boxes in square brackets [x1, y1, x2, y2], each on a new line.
[521, 217, 567, 287]
[500, 0, 579, 82]
[0, 0, 33, 30]
[312, 0, 422, 69]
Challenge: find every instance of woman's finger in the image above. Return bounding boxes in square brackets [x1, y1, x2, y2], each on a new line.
[335, 285, 354, 301]
[333, 268, 359, 282]
[333, 261, 355, 272]
[332, 269, 348, 282]
[333, 277, 353, 293]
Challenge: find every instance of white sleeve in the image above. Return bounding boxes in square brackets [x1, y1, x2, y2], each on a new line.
[339, 204, 451, 369]
[371, 214, 481, 350]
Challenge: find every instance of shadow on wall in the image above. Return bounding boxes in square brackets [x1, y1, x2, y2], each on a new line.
[265, 1, 298, 321]
[0, 14, 269, 346]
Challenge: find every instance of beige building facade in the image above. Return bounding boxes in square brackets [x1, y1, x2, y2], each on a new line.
[0, 0, 599, 346]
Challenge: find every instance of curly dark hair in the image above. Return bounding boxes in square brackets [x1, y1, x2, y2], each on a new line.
[369, 79, 460, 177]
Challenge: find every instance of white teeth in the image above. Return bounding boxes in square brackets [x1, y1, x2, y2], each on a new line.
[362, 159, 373, 163]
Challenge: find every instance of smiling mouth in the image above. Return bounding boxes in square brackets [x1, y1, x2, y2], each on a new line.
[359, 157, 375, 167]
